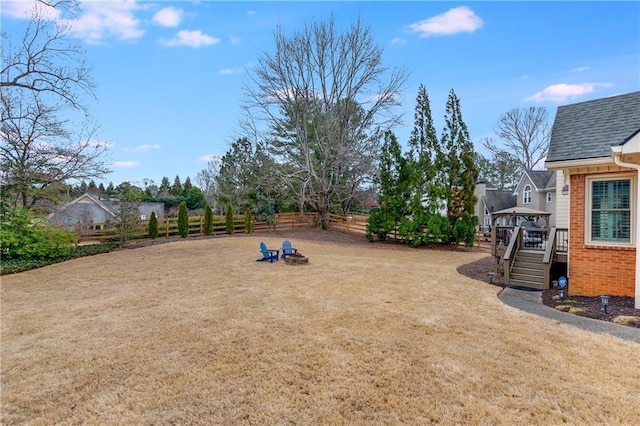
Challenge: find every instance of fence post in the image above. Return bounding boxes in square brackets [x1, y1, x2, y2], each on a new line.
[165, 218, 169, 239]
[200, 216, 203, 236]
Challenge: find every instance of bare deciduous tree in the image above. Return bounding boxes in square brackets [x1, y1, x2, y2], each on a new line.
[1, 1, 94, 111]
[481, 106, 551, 172]
[1, 0, 109, 211]
[243, 17, 407, 229]
[0, 92, 110, 210]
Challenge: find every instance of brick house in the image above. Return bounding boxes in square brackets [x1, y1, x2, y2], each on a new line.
[545, 91, 640, 309]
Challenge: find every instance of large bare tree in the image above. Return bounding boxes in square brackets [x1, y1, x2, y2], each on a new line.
[243, 17, 407, 228]
[1, 0, 109, 211]
[0, 0, 94, 111]
[481, 106, 551, 173]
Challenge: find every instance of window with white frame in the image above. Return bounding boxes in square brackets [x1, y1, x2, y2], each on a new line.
[523, 185, 532, 204]
[588, 175, 633, 244]
[546, 192, 552, 203]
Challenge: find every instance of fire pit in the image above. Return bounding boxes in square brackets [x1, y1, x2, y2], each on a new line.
[284, 253, 309, 265]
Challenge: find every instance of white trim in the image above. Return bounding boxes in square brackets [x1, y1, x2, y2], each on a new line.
[545, 157, 614, 170]
[584, 172, 636, 248]
[523, 185, 532, 204]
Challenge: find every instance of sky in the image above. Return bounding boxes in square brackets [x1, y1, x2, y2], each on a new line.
[2, 0, 639, 189]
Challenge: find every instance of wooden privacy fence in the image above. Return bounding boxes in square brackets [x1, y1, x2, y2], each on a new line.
[71, 212, 318, 243]
[69, 211, 489, 250]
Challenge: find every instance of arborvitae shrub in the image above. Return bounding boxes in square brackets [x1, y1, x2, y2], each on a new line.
[244, 209, 253, 233]
[203, 204, 213, 236]
[148, 211, 158, 239]
[178, 201, 189, 238]
[225, 203, 234, 234]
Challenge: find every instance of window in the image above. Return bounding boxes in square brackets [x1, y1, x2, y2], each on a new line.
[546, 192, 552, 203]
[140, 214, 147, 220]
[588, 176, 633, 244]
[523, 185, 532, 204]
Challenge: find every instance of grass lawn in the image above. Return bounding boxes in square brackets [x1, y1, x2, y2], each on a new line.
[2, 234, 639, 424]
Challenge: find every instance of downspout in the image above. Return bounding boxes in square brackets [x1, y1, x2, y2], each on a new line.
[612, 149, 640, 309]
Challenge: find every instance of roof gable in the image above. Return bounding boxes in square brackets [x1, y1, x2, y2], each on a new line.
[546, 91, 640, 163]
[514, 170, 556, 194]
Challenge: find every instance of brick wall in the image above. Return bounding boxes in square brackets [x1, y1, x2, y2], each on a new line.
[568, 174, 636, 297]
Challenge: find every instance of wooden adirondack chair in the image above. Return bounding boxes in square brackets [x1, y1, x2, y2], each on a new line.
[257, 242, 279, 263]
[281, 240, 297, 259]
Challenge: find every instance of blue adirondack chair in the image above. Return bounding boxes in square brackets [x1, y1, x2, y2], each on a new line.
[257, 242, 279, 263]
[281, 240, 298, 259]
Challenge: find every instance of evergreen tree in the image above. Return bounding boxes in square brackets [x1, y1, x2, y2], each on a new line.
[367, 131, 411, 241]
[159, 176, 171, 194]
[203, 204, 213, 236]
[244, 209, 254, 233]
[441, 89, 478, 245]
[106, 182, 115, 196]
[182, 176, 193, 196]
[225, 203, 234, 234]
[171, 175, 182, 196]
[98, 182, 106, 194]
[148, 211, 159, 239]
[177, 201, 189, 238]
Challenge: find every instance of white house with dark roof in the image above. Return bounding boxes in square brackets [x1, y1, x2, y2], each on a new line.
[48, 193, 165, 230]
[545, 91, 640, 308]
[513, 170, 557, 227]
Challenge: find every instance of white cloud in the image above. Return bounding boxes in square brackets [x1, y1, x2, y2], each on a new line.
[112, 160, 140, 168]
[122, 144, 160, 152]
[153, 7, 182, 27]
[229, 35, 241, 45]
[219, 67, 244, 75]
[408, 6, 483, 37]
[571, 66, 591, 73]
[247, 10, 257, 16]
[525, 82, 613, 103]
[161, 30, 220, 48]
[1, 0, 60, 20]
[391, 37, 407, 45]
[65, 0, 144, 43]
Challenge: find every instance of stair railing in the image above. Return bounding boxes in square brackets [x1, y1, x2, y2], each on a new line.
[542, 227, 557, 289]
[502, 226, 521, 284]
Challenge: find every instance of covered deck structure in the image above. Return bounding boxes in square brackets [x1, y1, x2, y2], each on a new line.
[491, 207, 568, 290]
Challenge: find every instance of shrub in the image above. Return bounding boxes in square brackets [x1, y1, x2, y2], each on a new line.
[178, 201, 189, 238]
[225, 203, 234, 234]
[203, 204, 213, 236]
[148, 211, 159, 239]
[244, 209, 253, 233]
[0, 208, 77, 260]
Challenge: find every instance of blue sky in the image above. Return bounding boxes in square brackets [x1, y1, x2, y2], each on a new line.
[2, 1, 639, 188]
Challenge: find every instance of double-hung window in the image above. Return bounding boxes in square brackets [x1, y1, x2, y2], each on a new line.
[588, 175, 633, 244]
[523, 185, 532, 204]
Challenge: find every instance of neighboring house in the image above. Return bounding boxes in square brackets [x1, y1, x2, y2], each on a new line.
[545, 91, 640, 309]
[48, 193, 165, 230]
[475, 180, 517, 231]
[513, 170, 557, 227]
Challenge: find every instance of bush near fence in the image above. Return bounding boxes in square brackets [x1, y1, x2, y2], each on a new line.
[66, 211, 490, 250]
[69, 212, 318, 243]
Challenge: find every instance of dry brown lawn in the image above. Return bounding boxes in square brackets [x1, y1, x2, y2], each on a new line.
[2, 234, 639, 425]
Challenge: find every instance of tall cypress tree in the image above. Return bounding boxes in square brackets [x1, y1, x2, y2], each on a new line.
[367, 131, 411, 241]
[441, 89, 478, 245]
[178, 201, 189, 238]
[148, 211, 159, 239]
[203, 204, 213, 236]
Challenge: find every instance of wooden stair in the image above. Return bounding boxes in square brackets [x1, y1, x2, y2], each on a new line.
[508, 250, 545, 289]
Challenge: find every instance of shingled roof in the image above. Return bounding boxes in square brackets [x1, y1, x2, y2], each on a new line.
[546, 91, 640, 163]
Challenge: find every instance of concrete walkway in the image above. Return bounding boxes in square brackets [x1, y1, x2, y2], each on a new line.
[498, 287, 640, 344]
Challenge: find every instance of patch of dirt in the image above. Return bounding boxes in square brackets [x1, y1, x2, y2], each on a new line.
[457, 256, 640, 328]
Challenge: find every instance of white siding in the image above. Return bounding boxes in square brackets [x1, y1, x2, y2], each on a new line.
[555, 170, 570, 229]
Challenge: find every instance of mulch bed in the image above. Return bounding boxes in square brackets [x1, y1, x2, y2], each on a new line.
[457, 256, 640, 328]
